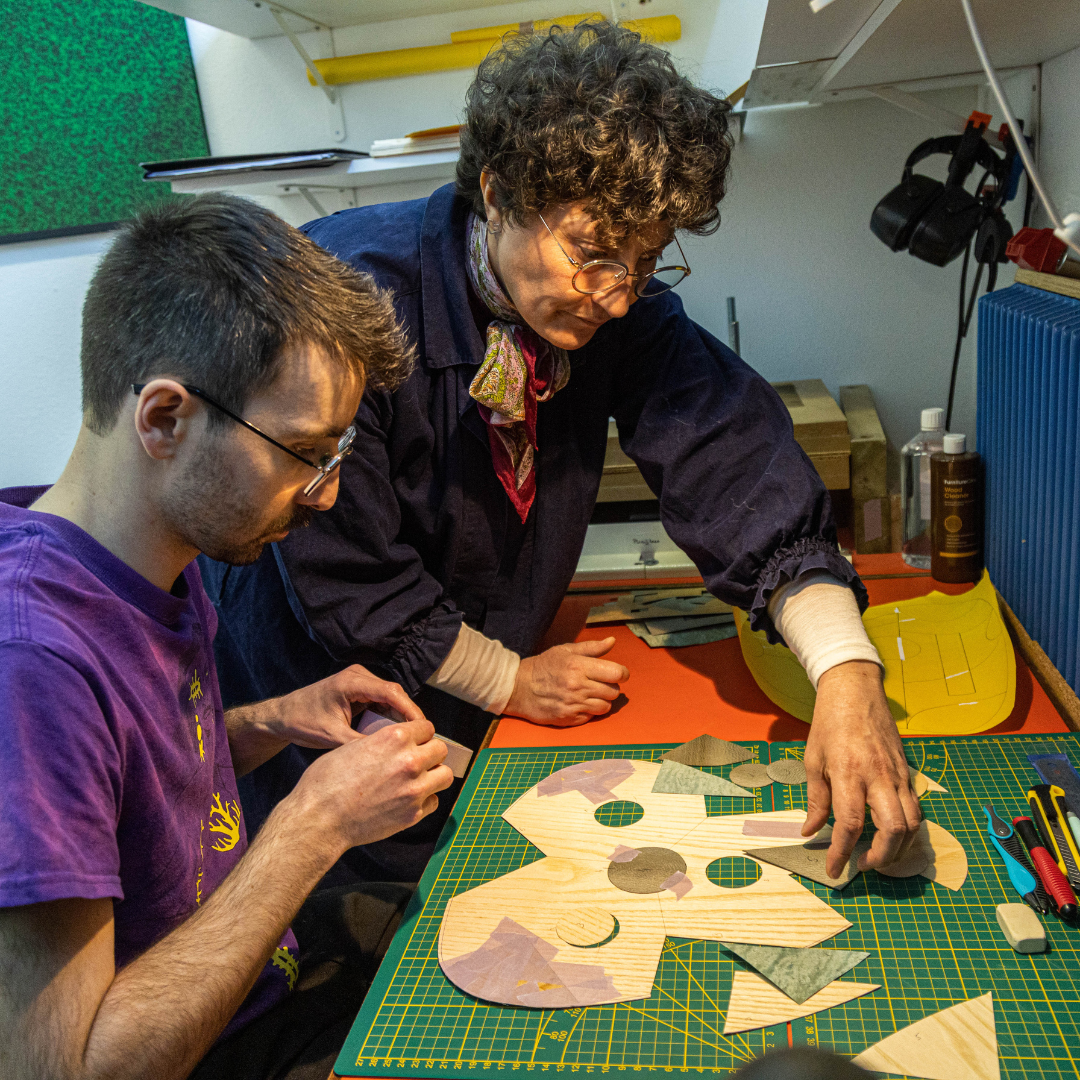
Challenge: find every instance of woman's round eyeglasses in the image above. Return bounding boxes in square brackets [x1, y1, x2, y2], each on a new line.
[538, 213, 691, 297]
[132, 383, 355, 497]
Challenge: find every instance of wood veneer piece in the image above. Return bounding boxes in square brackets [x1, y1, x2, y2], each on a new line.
[910, 765, 949, 795]
[722, 971, 879, 1034]
[730, 763, 774, 788]
[746, 837, 871, 891]
[721, 942, 870, 1004]
[556, 907, 617, 948]
[660, 734, 753, 767]
[652, 760, 755, 798]
[766, 759, 807, 785]
[877, 820, 968, 891]
[851, 992, 999, 1080]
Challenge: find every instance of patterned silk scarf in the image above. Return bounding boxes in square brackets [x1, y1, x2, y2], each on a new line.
[465, 213, 571, 522]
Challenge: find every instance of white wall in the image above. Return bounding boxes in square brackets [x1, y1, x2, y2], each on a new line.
[1039, 44, 1080, 232]
[2, 6, 1078, 489]
[0, 232, 113, 487]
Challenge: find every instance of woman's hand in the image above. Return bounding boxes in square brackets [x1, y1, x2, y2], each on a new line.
[802, 660, 922, 878]
[504, 638, 629, 726]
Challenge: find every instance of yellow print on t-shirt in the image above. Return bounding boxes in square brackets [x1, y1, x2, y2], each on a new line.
[272, 946, 299, 990]
[189, 671, 206, 761]
[196, 819, 205, 905]
[209, 792, 242, 852]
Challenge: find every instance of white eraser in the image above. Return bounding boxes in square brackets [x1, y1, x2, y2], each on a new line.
[996, 903, 1046, 954]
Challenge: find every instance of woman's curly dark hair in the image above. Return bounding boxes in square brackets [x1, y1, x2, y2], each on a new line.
[456, 20, 733, 244]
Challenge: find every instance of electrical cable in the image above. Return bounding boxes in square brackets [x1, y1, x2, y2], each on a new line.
[959, 0, 1080, 258]
[945, 239, 987, 430]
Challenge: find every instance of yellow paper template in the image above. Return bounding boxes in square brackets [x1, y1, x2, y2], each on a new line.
[734, 571, 1015, 734]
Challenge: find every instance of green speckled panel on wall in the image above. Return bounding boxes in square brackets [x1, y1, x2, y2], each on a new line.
[0, 0, 209, 243]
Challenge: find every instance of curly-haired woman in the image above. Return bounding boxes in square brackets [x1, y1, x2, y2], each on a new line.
[202, 21, 920, 884]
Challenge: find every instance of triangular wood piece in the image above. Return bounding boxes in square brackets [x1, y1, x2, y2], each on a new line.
[852, 992, 998, 1080]
[722, 971, 879, 1034]
[910, 765, 949, 795]
[746, 837, 871, 890]
[652, 760, 755, 798]
[720, 941, 870, 1004]
[877, 819, 968, 891]
[660, 734, 753, 767]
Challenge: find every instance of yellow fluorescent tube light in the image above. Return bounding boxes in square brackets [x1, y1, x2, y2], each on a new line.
[308, 16, 681, 87]
[450, 14, 604, 43]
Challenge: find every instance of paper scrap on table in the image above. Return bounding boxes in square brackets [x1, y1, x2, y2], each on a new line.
[628, 621, 738, 649]
[733, 570, 1015, 735]
[587, 588, 732, 625]
[642, 613, 734, 635]
[357, 709, 473, 777]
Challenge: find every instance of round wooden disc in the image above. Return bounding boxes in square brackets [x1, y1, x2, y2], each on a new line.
[607, 847, 687, 894]
[876, 823, 932, 879]
[729, 763, 773, 788]
[555, 907, 617, 948]
[766, 759, 807, 785]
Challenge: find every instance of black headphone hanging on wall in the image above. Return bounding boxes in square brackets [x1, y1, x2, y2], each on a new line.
[871, 114, 1016, 268]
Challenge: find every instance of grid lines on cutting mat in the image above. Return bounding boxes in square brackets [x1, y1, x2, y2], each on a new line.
[338, 736, 1080, 1080]
[340, 743, 783, 1077]
[772, 736, 1080, 1077]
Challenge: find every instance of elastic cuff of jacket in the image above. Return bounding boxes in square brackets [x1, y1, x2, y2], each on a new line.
[748, 537, 868, 644]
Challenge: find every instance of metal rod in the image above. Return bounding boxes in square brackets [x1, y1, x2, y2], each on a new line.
[296, 186, 329, 217]
[726, 296, 740, 356]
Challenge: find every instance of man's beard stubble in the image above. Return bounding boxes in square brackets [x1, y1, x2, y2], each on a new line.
[164, 435, 315, 566]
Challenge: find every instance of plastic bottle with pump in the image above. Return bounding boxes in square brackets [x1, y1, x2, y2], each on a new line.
[901, 407, 947, 568]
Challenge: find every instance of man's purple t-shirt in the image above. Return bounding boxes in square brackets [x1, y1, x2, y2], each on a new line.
[0, 486, 297, 1038]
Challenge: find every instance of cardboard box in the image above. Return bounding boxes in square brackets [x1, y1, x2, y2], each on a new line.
[772, 379, 851, 490]
[597, 419, 654, 503]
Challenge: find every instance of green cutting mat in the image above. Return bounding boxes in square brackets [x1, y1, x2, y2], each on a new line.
[336, 735, 1080, 1079]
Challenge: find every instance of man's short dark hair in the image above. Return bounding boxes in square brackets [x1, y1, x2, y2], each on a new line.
[456, 20, 733, 245]
[81, 193, 414, 434]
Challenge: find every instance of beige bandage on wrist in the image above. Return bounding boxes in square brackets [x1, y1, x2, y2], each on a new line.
[425, 623, 521, 714]
[767, 571, 882, 689]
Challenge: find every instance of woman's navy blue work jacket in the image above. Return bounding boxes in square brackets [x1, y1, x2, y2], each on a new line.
[202, 183, 863, 711]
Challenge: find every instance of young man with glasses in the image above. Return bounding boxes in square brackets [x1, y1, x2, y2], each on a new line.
[0, 194, 454, 1080]
[204, 22, 921, 891]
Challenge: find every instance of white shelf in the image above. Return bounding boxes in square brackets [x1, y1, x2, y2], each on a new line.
[745, 0, 1080, 108]
[167, 148, 460, 196]
[140, 0, 514, 39]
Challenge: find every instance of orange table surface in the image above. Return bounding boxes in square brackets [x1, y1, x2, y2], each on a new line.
[490, 554, 1068, 749]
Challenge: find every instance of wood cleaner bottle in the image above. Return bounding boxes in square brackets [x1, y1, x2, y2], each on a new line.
[930, 433, 984, 583]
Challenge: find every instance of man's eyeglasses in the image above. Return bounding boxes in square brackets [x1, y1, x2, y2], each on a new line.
[538, 213, 691, 298]
[132, 383, 355, 497]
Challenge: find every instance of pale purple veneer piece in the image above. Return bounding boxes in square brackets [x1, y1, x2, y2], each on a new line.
[441, 917, 618, 1008]
[536, 760, 635, 805]
[741, 820, 812, 839]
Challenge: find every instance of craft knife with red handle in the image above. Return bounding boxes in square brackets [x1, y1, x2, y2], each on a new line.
[1028, 784, 1080, 891]
[1014, 815, 1078, 920]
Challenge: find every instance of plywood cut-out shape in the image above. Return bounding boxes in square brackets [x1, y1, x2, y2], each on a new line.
[652, 760, 755, 798]
[660, 733, 753, 767]
[851, 992, 999, 1080]
[556, 907, 617, 947]
[722, 971, 879, 1034]
[734, 571, 1015, 735]
[910, 765, 949, 795]
[877, 819, 968, 891]
[746, 837, 871, 891]
[440, 765, 854, 1008]
[721, 942, 870, 1004]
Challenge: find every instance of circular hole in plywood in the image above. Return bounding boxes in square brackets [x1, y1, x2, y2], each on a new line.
[594, 800, 645, 827]
[706, 856, 763, 889]
[555, 908, 619, 948]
